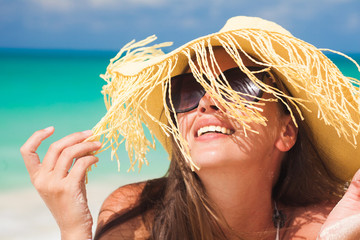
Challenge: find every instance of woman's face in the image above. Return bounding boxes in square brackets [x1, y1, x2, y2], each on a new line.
[177, 48, 296, 180]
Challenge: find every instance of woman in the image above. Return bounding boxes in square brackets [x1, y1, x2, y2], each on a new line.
[21, 16, 360, 239]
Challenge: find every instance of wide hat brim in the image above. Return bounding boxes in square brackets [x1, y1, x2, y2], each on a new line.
[92, 16, 360, 181]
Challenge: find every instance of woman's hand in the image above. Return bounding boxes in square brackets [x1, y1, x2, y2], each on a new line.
[20, 127, 101, 240]
[319, 169, 360, 240]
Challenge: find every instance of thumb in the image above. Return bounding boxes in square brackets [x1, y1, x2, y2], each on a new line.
[318, 169, 360, 239]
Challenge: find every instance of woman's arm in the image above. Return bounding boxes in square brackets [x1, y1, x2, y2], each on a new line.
[20, 127, 101, 240]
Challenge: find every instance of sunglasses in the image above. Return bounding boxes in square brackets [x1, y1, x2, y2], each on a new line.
[166, 66, 268, 113]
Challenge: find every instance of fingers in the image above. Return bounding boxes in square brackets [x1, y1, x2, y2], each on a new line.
[21, 127, 102, 182]
[321, 168, 360, 235]
[319, 170, 360, 240]
[68, 155, 99, 182]
[319, 214, 360, 240]
[332, 168, 360, 220]
[346, 169, 360, 202]
[20, 126, 55, 177]
[54, 141, 102, 178]
[42, 130, 94, 171]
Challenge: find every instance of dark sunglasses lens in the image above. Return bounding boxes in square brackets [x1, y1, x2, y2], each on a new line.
[223, 68, 263, 102]
[168, 74, 204, 113]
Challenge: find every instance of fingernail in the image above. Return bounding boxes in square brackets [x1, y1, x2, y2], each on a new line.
[94, 141, 102, 147]
[82, 130, 93, 136]
[44, 126, 54, 132]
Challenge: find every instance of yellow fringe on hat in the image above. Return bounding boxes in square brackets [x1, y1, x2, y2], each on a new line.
[87, 30, 360, 172]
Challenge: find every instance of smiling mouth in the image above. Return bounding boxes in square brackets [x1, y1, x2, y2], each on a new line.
[197, 125, 235, 137]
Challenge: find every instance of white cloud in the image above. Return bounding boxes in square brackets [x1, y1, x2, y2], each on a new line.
[179, 18, 201, 29]
[29, 0, 168, 13]
[88, 0, 167, 9]
[253, 0, 356, 30]
[257, 0, 354, 19]
[207, 0, 232, 18]
[345, 13, 360, 32]
[326, 0, 352, 3]
[30, 0, 75, 12]
[254, 1, 298, 29]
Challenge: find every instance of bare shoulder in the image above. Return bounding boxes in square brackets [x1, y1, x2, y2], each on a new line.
[99, 181, 147, 219]
[96, 181, 150, 240]
[283, 202, 336, 239]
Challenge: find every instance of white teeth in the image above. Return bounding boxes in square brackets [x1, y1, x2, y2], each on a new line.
[197, 125, 233, 136]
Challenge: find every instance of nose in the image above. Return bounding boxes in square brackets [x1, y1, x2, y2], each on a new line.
[197, 93, 224, 114]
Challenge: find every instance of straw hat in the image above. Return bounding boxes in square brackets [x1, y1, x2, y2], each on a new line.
[90, 16, 360, 181]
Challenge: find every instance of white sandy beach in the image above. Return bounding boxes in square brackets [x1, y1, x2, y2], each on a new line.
[0, 175, 148, 240]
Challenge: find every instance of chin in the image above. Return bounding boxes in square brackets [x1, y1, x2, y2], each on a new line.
[191, 148, 246, 170]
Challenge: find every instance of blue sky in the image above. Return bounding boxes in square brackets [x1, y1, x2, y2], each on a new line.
[1, 0, 359, 52]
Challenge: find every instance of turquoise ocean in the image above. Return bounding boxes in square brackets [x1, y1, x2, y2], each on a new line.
[0, 48, 171, 192]
[0, 49, 359, 192]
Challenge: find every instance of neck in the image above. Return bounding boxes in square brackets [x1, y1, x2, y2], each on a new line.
[197, 166, 277, 239]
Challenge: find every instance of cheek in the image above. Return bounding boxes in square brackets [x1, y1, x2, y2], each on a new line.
[230, 121, 271, 156]
[231, 102, 283, 151]
[177, 112, 195, 142]
[256, 102, 285, 148]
